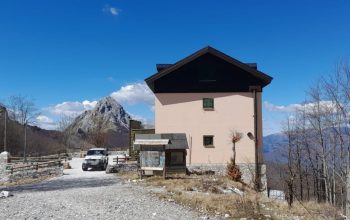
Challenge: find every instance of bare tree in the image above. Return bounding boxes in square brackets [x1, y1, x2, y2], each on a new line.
[7, 95, 39, 161]
[227, 131, 243, 182]
[57, 115, 75, 153]
[276, 61, 350, 216]
[231, 131, 243, 164]
[284, 116, 297, 207]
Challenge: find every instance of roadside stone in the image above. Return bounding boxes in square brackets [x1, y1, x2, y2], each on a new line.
[0, 190, 13, 198]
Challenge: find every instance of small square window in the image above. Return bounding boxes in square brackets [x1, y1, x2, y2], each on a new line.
[203, 135, 214, 147]
[203, 98, 214, 109]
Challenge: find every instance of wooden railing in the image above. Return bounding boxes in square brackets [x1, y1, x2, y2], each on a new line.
[9, 153, 69, 163]
[113, 157, 127, 164]
[7, 160, 62, 174]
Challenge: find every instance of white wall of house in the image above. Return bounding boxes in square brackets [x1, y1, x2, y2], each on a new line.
[155, 92, 263, 165]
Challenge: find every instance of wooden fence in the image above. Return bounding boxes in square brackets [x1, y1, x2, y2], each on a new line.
[6, 153, 67, 175]
[113, 157, 127, 164]
[9, 153, 69, 163]
[7, 160, 62, 174]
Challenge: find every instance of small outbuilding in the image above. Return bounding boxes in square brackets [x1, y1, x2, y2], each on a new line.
[133, 133, 188, 178]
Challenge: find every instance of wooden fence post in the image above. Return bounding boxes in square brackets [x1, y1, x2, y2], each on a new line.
[345, 171, 350, 217]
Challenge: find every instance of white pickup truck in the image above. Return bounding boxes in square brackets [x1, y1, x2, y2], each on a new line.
[82, 148, 108, 171]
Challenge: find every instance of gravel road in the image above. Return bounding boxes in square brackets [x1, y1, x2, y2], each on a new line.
[0, 158, 216, 220]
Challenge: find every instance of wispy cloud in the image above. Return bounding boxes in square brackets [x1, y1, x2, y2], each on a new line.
[110, 82, 155, 107]
[36, 115, 57, 130]
[107, 76, 116, 83]
[47, 100, 97, 117]
[263, 101, 337, 113]
[263, 100, 340, 135]
[110, 7, 119, 16]
[103, 5, 120, 16]
[264, 101, 301, 113]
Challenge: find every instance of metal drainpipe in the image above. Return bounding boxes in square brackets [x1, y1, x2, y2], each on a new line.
[4, 109, 7, 152]
[189, 135, 192, 165]
[253, 88, 260, 190]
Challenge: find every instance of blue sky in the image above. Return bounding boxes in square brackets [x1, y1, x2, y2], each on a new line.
[1, 0, 350, 134]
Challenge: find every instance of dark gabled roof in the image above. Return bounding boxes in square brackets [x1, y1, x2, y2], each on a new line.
[147, 46, 273, 83]
[145, 46, 273, 93]
[157, 63, 257, 72]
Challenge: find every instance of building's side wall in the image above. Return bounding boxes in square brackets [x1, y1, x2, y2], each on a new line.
[155, 92, 263, 165]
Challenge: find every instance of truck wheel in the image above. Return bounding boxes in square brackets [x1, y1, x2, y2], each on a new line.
[82, 167, 88, 171]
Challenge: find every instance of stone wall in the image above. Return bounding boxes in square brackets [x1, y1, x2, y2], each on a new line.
[187, 162, 267, 192]
[116, 163, 138, 172]
[0, 151, 63, 184]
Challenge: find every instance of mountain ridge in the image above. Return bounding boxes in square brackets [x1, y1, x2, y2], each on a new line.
[67, 96, 132, 148]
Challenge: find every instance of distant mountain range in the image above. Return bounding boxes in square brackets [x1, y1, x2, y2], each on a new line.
[263, 133, 288, 162]
[262, 127, 350, 162]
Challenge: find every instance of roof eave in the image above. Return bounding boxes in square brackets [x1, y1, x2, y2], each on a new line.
[145, 46, 210, 83]
[145, 46, 273, 90]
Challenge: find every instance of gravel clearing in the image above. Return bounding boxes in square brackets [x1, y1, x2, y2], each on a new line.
[0, 158, 218, 220]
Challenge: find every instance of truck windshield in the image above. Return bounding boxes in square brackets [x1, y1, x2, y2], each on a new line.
[87, 150, 105, 156]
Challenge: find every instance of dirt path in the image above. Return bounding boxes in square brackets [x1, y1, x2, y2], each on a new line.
[0, 158, 215, 220]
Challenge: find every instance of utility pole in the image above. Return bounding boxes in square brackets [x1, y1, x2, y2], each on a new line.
[4, 110, 6, 152]
[24, 123, 27, 162]
[1, 108, 6, 152]
[346, 171, 350, 217]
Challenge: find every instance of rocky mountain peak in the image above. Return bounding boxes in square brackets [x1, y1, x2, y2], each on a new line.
[91, 96, 131, 129]
[68, 96, 132, 148]
[96, 96, 122, 114]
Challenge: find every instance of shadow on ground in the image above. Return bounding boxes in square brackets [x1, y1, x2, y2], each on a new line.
[1, 175, 119, 193]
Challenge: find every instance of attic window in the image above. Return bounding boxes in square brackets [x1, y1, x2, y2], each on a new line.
[203, 98, 214, 109]
[199, 79, 217, 82]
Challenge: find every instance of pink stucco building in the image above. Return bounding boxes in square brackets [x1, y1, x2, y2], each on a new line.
[145, 46, 272, 185]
